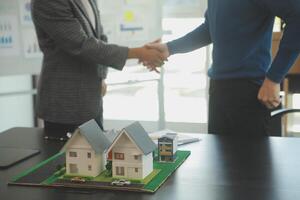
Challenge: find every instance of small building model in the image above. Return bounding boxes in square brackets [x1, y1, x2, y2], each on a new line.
[107, 122, 156, 179]
[158, 133, 178, 162]
[61, 119, 111, 177]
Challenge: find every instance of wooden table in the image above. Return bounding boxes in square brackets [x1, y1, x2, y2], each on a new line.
[1, 127, 300, 200]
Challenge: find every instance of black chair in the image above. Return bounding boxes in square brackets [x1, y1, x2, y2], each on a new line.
[269, 108, 300, 136]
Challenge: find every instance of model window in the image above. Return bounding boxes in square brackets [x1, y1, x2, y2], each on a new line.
[69, 151, 77, 157]
[87, 152, 91, 158]
[134, 155, 140, 160]
[88, 165, 92, 171]
[116, 166, 125, 176]
[135, 168, 139, 173]
[69, 163, 78, 173]
[114, 153, 124, 160]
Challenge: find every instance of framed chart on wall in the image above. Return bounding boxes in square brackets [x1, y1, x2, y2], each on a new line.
[98, 0, 163, 48]
[0, 0, 42, 76]
[0, 0, 163, 76]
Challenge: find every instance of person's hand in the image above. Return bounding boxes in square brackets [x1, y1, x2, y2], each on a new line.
[258, 78, 281, 109]
[146, 43, 170, 60]
[128, 47, 165, 73]
[101, 80, 107, 97]
[139, 47, 165, 68]
[144, 42, 170, 72]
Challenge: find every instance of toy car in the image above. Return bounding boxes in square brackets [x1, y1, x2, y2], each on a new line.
[70, 177, 86, 183]
[111, 179, 131, 186]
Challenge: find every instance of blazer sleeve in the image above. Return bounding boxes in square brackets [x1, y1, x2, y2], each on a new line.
[31, 0, 129, 71]
[98, 34, 109, 79]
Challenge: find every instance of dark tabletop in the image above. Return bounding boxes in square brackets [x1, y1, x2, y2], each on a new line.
[1, 128, 300, 200]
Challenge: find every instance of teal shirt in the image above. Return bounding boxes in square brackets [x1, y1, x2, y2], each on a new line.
[167, 0, 300, 83]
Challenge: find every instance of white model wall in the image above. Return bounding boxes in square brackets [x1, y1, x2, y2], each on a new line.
[142, 153, 153, 178]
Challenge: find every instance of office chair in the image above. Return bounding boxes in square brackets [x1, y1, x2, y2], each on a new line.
[269, 108, 300, 137]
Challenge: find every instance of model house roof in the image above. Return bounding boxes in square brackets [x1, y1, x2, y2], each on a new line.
[123, 122, 156, 155]
[104, 129, 119, 143]
[61, 119, 111, 154]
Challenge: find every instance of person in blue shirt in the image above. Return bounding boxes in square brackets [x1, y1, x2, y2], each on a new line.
[146, 0, 300, 136]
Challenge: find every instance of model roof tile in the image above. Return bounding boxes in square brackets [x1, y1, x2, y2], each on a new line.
[61, 119, 111, 154]
[123, 121, 156, 155]
[78, 119, 111, 153]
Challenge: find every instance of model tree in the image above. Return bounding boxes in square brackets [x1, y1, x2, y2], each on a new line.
[105, 161, 112, 177]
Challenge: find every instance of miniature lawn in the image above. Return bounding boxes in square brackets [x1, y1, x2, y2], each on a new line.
[143, 150, 190, 192]
[91, 169, 161, 185]
[10, 150, 190, 193]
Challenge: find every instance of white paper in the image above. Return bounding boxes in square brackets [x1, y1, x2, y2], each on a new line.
[0, 15, 21, 57]
[98, 0, 161, 48]
[22, 29, 42, 59]
[117, 6, 149, 42]
[149, 129, 200, 146]
[19, 0, 33, 26]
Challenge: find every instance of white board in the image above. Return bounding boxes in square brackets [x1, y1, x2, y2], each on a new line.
[0, 0, 163, 76]
[0, 0, 41, 76]
[163, 0, 207, 18]
[98, 0, 163, 48]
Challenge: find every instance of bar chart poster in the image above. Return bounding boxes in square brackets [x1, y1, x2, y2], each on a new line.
[19, 0, 33, 26]
[22, 29, 42, 58]
[0, 15, 21, 57]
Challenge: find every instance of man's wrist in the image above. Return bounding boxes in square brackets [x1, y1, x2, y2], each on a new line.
[166, 42, 176, 56]
[265, 77, 280, 85]
[128, 48, 142, 59]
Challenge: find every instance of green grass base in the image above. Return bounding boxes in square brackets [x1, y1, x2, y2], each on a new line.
[142, 169, 161, 185]
[143, 150, 191, 192]
[11, 150, 191, 193]
[92, 170, 114, 182]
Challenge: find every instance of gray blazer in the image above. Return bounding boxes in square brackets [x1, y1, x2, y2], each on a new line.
[31, 0, 129, 125]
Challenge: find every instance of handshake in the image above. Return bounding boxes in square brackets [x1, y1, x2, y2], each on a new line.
[128, 40, 170, 73]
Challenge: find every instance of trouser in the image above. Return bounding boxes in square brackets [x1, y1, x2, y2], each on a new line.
[208, 78, 271, 136]
[44, 114, 104, 140]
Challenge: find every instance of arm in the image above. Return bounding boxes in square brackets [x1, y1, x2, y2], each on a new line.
[253, 0, 300, 83]
[32, 0, 128, 70]
[252, 0, 300, 109]
[167, 11, 212, 55]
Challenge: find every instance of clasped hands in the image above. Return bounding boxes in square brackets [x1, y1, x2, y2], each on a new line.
[128, 40, 170, 73]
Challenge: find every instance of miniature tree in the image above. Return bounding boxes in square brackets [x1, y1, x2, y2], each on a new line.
[105, 161, 112, 177]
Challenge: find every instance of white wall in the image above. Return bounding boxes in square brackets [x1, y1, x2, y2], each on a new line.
[0, 75, 34, 132]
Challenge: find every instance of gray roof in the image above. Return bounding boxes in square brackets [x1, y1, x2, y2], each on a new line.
[104, 129, 120, 143]
[77, 119, 111, 153]
[123, 122, 156, 155]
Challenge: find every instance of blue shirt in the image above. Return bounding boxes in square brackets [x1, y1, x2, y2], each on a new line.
[167, 0, 300, 83]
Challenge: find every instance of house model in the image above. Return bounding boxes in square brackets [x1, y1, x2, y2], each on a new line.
[61, 120, 156, 180]
[107, 122, 156, 180]
[61, 119, 111, 177]
[158, 133, 178, 162]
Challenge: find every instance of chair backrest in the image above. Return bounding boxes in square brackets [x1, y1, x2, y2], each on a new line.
[269, 108, 300, 137]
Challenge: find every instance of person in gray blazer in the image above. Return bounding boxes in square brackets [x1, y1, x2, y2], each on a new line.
[31, 0, 164, 140]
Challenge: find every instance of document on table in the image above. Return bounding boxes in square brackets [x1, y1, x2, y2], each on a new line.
[149, 129, 201, 146]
